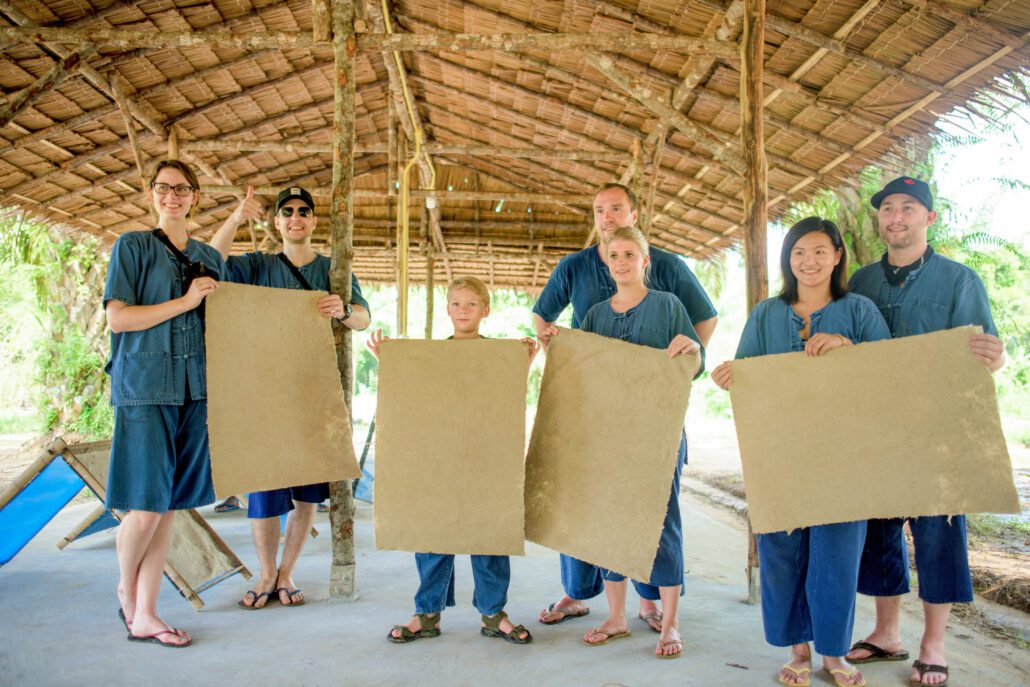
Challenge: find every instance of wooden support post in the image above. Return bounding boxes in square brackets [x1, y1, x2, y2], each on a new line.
[741, 0, 768, 606]
[312, 0, 332, 43]
[328, 0, 358, 600]
[0, 43, 95, 129]
[628, 138, 644, 213]
[167, 128, 179, 160]
[109, 75, 147, 193]
[424, 207, 434, 340]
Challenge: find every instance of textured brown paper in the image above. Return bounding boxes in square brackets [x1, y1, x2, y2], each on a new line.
[525, 328, 697, 581]
[205, 282, 360, 497]
[731, 326, 1019, 534]
[374, 339, 528, 555]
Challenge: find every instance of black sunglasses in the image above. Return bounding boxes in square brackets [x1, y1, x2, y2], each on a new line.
[278, 207, 312, 218]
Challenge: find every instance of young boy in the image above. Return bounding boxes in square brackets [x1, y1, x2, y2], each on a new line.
[367, 276, 537, 645]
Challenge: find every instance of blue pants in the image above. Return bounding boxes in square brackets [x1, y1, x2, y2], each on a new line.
[106, 400, 214, 513]
[599, 435, 687, 598]
[247, 482, 330, 519]
[857, 515, 973, 604]
[758, 520, 866, 657]
[414, 553, 510, 616]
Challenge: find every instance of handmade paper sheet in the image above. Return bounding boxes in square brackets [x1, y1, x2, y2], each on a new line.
[730, 326, 1019, 534]
[525, 328, 697, 581]
[206, 282, 360, 497]
[374, 339, 528, 555]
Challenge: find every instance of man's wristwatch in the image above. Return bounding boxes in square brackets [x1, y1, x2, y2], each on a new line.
[339, 303, 353, 321]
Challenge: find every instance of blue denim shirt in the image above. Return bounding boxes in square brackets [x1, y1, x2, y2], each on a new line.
[735, 293, 891, 359]
[849, 252, 997, 338]
[582, 290, 705, 377]
[533, 245, 717, 329]
[104, 230, 228, 406]
[226, 252, 370, 311]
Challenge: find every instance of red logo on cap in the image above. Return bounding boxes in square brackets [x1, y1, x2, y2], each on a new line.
[903, 179, 915, 185]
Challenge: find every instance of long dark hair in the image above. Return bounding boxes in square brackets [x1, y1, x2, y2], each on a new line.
[777, 216, 849, 304]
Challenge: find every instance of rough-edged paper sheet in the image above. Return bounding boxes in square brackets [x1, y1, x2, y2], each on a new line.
[731, 326, 1019, 534]
[374, 339, 528, 555]
[206, 282, 360, 497]
[525, 328, 697, 581]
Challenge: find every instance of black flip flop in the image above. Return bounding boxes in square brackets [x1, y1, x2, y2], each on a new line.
[912, 660, 949, 686]
[127, 628, 192, 648]
[237, 590, 274, 610]
[539, 602, 590, 625]
[849, 640, 910, 664]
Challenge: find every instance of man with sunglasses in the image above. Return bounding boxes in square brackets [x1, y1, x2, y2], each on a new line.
[210, 185, 370, 610]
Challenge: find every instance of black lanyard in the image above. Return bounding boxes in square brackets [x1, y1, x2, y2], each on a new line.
[152, 228, 193, 271]
[277, 253, 314, 291]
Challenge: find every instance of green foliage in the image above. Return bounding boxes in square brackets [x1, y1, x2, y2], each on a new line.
[0, 214, 111, 438]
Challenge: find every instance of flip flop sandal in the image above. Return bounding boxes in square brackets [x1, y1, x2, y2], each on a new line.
[655, 638, 683, 659]
[778, 664, 811, 686]
[276, 587, 305, 607]
[481, 611, 533, 645]
[127, 628, 192, 648]
[582, 628, 631, 646]
[117, 608, 131, 632]
[539, 602, 590, 625]
[848, 640, 909, 664]
[387, 613, 441, 644]
[911, 660, 948, 686]
[638, 612, 663, 633]
[214, 496, 242, 513]
[826, 666, 866, 687]
[237, 590, 274, 610]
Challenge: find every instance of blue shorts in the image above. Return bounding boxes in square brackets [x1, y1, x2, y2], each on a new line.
[247, 482, 330, 519]
[106, 400, 215, 513]
[857, 515, 972, 604]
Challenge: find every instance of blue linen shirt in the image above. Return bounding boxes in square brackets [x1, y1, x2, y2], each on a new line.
[226, 252, 370, 311]
[103, 230, 228, 406]
[735, 293, 891, 359]
[848, 252, 997, 338]
[582, 289, 705, 377]
[533, 245, 717, 329]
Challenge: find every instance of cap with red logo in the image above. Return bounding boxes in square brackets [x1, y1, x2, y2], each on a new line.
[870, 176, 934, 211]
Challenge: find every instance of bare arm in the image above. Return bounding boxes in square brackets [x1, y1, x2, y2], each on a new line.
[343, 304, 371, 331]
[693, 315, 718, 349]
[105, 278, 216, 333]
[533, 312, 557, 348]
[209, 187, 261, 260]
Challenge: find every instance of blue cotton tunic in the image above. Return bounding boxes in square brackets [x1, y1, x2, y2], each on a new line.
[848, 251, 997, 338]
[226, 252, 370, 311]
[533, 245, 717, 329]
[103, 230, 228, 406]
[581, 289, 705, 375]
[735, 293, 891, 359]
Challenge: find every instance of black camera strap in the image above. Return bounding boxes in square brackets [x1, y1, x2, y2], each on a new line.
[152, 228, 194, 271]
[277, 253, 314, 291]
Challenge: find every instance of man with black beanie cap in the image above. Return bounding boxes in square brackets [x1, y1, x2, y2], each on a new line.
[846, 176, 1005, 686]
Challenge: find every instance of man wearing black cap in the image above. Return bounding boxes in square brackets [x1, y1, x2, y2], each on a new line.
[845, 176, 1004, 686]
[210, 185, 371, 609]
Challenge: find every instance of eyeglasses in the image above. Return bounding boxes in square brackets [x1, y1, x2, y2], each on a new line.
[151, 182, 194, 197]
[278, 207, 312, 218]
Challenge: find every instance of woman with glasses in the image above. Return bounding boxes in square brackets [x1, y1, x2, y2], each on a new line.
[103, 159, 227, 648]
[208, 185, 370, 610]
[711, 217, 890, 687]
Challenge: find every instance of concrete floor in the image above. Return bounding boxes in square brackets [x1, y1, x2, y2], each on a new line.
[1, 488, 1028, 687]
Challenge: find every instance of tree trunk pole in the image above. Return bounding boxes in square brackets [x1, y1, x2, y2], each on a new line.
[741, 0, 768, 606]
[328, 0, 358, 599]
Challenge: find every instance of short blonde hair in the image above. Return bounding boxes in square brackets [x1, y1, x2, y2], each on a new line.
[607, 225, 651, 284]
[447, 276, 491, 307]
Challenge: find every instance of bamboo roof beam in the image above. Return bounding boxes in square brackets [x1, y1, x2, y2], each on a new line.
[180, 138, 616, 159]
[0, 26, 739, 56]
[586, 52, 747, 175]
[0, 42, 95, 129]
[109, 75, 147, 194]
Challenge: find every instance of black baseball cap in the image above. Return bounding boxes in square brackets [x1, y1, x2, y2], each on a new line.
[870, 176, 934, 211]
[275, 186, 316, 213]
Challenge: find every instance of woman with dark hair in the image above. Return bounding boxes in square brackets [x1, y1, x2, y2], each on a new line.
[711, 217, 889, 687]
[104, 159, 227, 647]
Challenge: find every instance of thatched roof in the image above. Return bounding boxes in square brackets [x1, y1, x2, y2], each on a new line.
[0, 0, 1027, 288]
